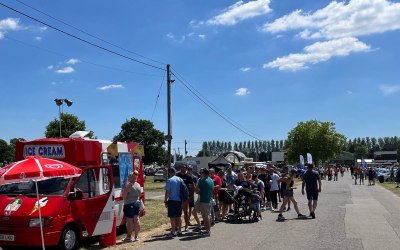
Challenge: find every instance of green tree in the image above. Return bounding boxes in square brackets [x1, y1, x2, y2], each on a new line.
[45, 113, 94, 138]
[0, 139, 13, 164]
[285, 120, 346, 165]
[354, 144, 368, 159]
[113, 117, 166, 165]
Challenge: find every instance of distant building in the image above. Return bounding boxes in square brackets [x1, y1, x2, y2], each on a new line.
[272, 151, 285, 163]
[373, 151, 398, 165]
[331, 151, 355, 166]
[185, 156, 216, 170]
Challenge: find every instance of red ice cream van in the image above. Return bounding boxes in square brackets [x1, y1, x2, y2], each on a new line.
[0, 132, 145, 250]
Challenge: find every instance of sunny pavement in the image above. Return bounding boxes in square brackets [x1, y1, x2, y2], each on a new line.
[138, 172, 400, 250]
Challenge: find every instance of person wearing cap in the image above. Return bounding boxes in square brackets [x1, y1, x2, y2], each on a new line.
[164, 167, 183, 237]
[122, 170, 143, 242]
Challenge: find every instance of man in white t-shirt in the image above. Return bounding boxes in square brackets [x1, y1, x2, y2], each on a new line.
[269, 167, 280, 210]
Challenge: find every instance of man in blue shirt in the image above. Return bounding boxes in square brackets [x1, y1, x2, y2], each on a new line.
[164, 168, 182, 236]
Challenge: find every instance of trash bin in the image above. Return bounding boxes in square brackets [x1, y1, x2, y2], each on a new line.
[378, 175, 384, 183]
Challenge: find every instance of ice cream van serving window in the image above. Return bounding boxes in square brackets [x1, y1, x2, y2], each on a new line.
[101, 152, 121, 189]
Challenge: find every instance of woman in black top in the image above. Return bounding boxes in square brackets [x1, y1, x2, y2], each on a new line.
[277, 169, 305, 221]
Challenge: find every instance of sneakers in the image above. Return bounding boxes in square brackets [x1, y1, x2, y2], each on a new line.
[122, 237, 133, 243]
[176, 231, 183, 237]
[193, 227, 201, 232]
[310, 211, 316, 219]
[134, 236, 140, 242]
[201, 230, 211, 237]
[170, 231, 177, 237]
[277, 214, 285, 221]
[297, 213, 306, 218]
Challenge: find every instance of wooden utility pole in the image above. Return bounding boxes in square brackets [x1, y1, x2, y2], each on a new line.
[166, 64, 173, 169]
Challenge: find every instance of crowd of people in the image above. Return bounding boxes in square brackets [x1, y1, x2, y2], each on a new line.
[161, 162, 321, 237]
[120, 161, 400, 241]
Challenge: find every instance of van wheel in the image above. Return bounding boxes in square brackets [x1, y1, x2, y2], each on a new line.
[59, 225, 79, 250]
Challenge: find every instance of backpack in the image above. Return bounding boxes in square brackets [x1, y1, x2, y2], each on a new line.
[179, 178, 189, 202]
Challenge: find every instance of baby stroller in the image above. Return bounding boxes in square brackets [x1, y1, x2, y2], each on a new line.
[226, 186, 252, 222]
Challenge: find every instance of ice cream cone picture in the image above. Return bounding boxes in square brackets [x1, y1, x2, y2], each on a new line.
[29, 197, 48, 215]
[4, 198, 22, 216]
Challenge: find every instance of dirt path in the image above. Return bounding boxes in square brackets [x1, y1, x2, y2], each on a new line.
[89, 223, 170, 250]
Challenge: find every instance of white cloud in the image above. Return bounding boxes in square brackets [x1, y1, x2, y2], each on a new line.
[66, 58, 80, 65]
[40, 26, 47, 31]
[34, 36, 42, 41]
[97, 84, 124, 91]
[207, 0, 272, 26]
[47, 65, 54, 70]
[166, 33, 175, 39]
[166, 32, 185, 43]
[235, 87, 250, 96]
[346, 90, 353, 95]
[0, 18, 23, 39]
[379, 85, 400, 96]
[56, 66, 74, 74]
[262, 0, 400, 39]
[240, 67, 251, 72]
[264, 37, 371, 71]
[166, 32, 206, 43]
[0, 18, 22, 31]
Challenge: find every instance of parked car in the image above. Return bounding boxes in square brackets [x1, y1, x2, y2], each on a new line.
[153, 169, 167, 182]
[144, 166, 158, 176]
[377, 169, 391, 181]
[173, 160, 199, 175]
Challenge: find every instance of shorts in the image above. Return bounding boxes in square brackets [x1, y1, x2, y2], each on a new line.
[123, 201, 141, 218]
[283, 189, 294, 197]
[264, 190, 271, 202]
[199, 202, 211, 220]
[306, 191, 319, 201]
[218, 191, 227, 203]
[251, 202, 260, 212]
[167, 200, 182, 218]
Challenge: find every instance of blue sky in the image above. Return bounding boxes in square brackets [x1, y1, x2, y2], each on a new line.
[1, 0, 400, 156]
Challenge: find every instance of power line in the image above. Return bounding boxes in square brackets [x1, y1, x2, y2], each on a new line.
[0, 2, 166, 71]
[150, 74, 166, 121]
[14, 0, 166, 66]
[171, 70, 264, 141]
[4, 35, 164, 77]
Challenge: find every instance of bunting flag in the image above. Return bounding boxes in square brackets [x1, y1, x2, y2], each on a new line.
[107, 141, 118, 159]
[173, 149, 177, 163]
[300, 155, 305, 169]
[307, 153, 313, 164]
[361, 156, 367, 169]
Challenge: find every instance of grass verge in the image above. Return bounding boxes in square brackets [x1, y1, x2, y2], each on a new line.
[140, 199, 170, 232]
[143, 176, 165, 192]
[377, 181, 400, 197]
[80, 199, 169, 249]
